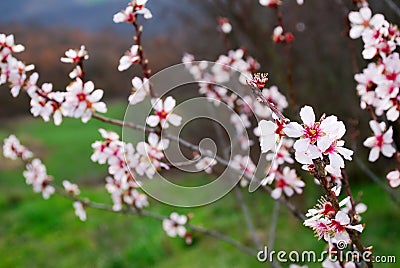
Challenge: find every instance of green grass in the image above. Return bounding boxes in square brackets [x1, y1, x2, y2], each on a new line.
[0, 101, 399, 267]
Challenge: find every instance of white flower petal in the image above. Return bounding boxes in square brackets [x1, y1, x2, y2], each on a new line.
[284, 122, 303, 137]
[294, 138, 310, 152]
[368, 147, 380, 162]
[336, 211, 350, 225]
[271, 188, 282, 199]
[381, 144, 395, 157]
[164, 96, 176, 112]
[146, 115, 160, 127]
[300, 105, 315, 126]
[167, 114, 182, 127]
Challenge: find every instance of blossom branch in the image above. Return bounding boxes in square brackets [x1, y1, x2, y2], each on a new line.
[249, 79, 373, 267]
[90, 111, 306, 221]
[249, 83, 288, 122]
[132, 17, 156, 98]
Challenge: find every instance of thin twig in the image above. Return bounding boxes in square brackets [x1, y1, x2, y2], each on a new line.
[132, 17, 156, 98]
[249, 83, 288, 122]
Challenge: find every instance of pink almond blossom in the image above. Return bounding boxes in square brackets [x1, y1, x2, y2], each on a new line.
[118, 45, 140, 71]
[146, 96, 182, 128]
[387, 170, 400, 188]
[363, 120, 396, 162]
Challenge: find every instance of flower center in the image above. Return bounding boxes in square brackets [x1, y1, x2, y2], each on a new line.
[77, 93, 86, 102]
[329, 220, 345, 233]
[134, 4, 144, 11]
[127, 13, 135, 22]
[386, 72, 397, 81]
[275, 120, 285, 137]
[321, 203, 335, 216]
[323, 142, 336, 155]
[156, 110, 168, 119]
[303, 123, 321, 144]
[376, 134, 384, 148]
[275, 179, 286, 189]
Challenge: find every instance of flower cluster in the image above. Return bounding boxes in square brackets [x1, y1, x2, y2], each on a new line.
[113, 0, 152, 24]
[184, 48, 260, 89]
[3, 135, 55, 199]
[258, 1, 299, 43]
[135, 132, 170, 177]
[60, 45, 89, 64]
[349, 7, 399, 59]
[194, 156, 217, 174]
[184, 55, 287, 161]
[3, 136, 90, 221]
[354, 53, 400, 121]
[231, 155, 256, 187]
[91, 129, 171, 210]
[73, 201, 87, 221]
[129, 77, 150, 105]
[118, 45, 140, 72]
[59, 46, 107, 123]
[0, 38, 108, 125]
[350, 6, 400, 189]
[387, 169, 400, 188]
[259, 0, 282, 8]
[23, 159, 55, 199]
[113, 0, 157, 112]
[0, 33, 34, 97]
[3, 134, 33, 160]
[63, 78, 107, 123]
[162, 212, 192, 244]
[363, 120, 395, 162]
[146, 96, 182, 129]
[272, 26, 294, 44]
[267, 166, 305, 199]
[105, 176, 148, 211]
[284, 106, 353, 177]
[114, 1, 153, 72]
[218, 17, 232, 34]
[304, 197, 364, 245]
[63, 180, 81, 195]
